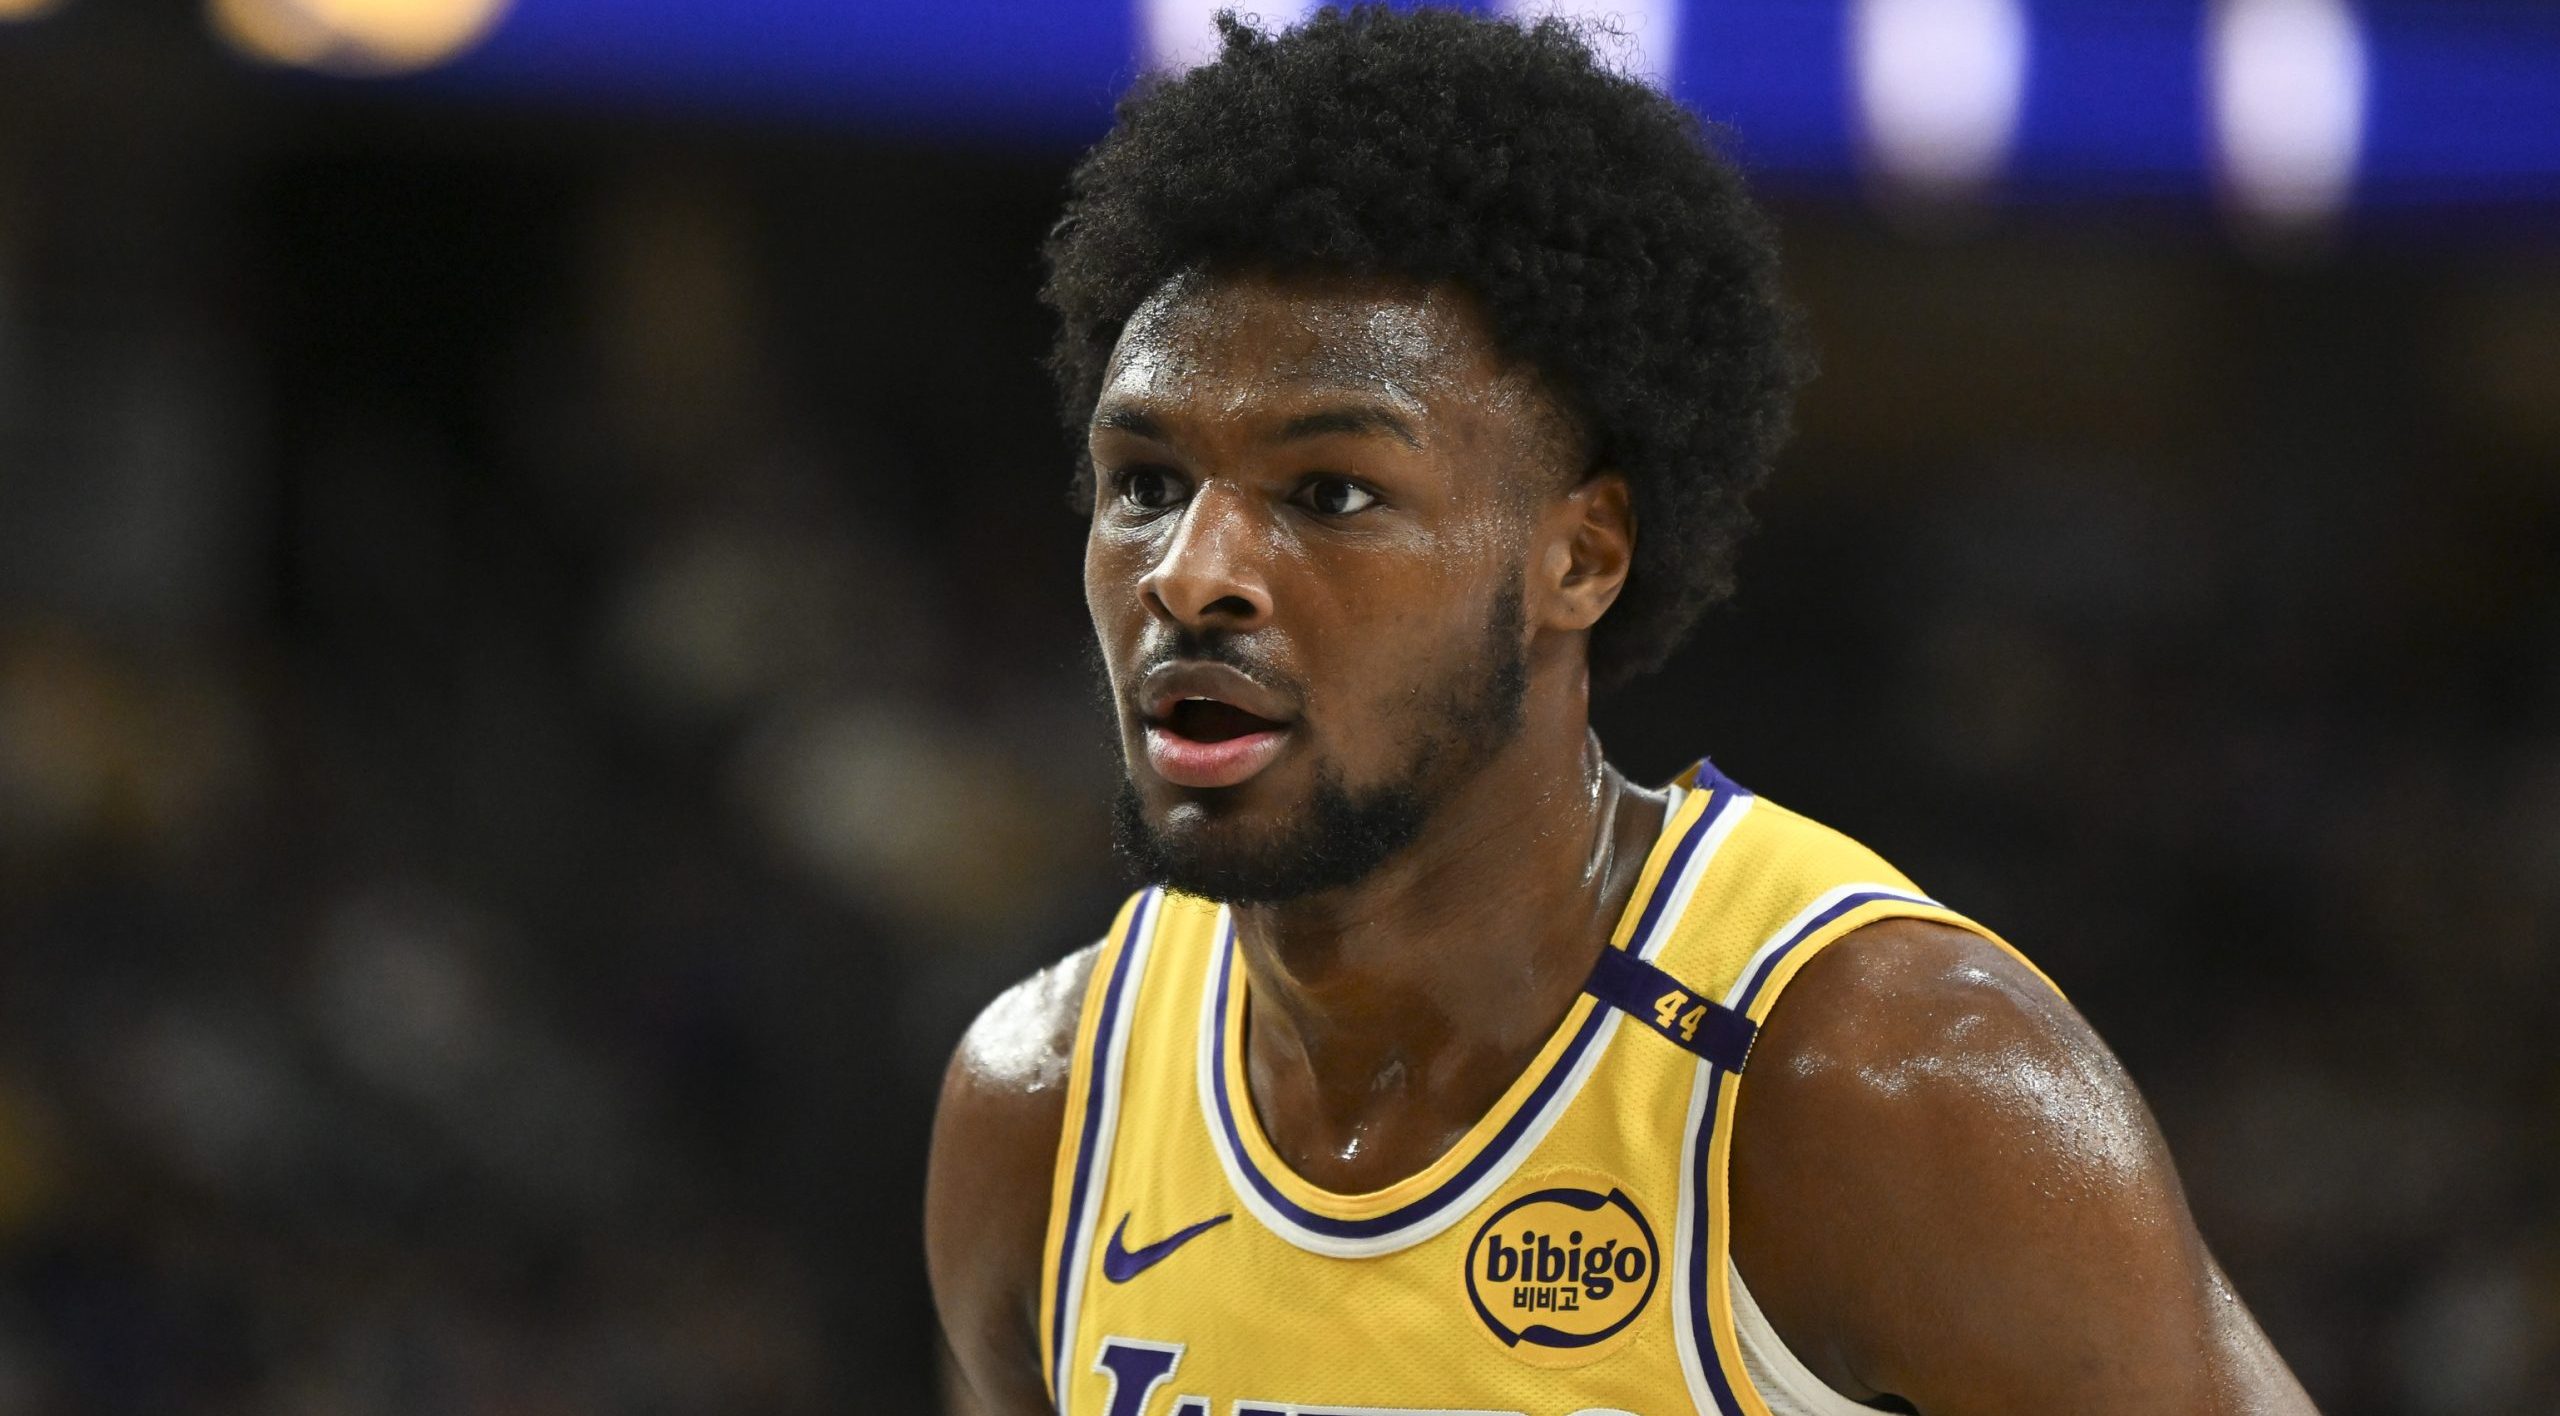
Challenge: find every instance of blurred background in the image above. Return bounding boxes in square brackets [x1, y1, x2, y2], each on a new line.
[0, 0, 2553, 1412]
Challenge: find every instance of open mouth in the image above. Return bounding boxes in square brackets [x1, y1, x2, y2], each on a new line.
[1144, 697, 1293, 789]
[1136, 660, 1298, 790]
[1162, 697, 1286, 743]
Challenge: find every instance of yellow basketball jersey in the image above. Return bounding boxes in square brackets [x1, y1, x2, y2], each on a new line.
[1038, 762, 2047, 1416]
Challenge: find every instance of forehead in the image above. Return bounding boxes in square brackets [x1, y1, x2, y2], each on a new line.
[1098, 268, 1547, 434]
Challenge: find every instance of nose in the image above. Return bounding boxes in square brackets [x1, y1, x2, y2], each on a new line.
[1138, 484, 1272, 631]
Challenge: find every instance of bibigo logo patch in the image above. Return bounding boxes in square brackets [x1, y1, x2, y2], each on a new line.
[1462, 1174, 1659, 1366]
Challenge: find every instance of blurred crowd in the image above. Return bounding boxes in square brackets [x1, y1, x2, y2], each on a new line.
[0, 18, 2555, 1416]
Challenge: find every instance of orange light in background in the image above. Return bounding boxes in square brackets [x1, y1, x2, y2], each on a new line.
[209, 0, 513, 75]
[0, 0, 68, 22]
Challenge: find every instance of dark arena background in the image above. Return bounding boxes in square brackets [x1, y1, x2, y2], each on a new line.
[0, 1, 2554, 1412]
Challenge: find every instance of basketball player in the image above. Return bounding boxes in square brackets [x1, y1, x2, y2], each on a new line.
[928, 10, 2318, 1414]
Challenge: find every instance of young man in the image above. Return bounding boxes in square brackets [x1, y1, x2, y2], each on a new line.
[928, 10, 2318, 1415]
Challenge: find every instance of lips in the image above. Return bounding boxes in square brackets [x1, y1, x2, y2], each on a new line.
[1137, 661, 1297, 790]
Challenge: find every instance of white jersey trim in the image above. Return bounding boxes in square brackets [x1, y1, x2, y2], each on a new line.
[1730, 1260, 1885, 1416]
[1052, 887, 1162, 1403]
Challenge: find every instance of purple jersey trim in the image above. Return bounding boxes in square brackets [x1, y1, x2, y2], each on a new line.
[1049, 888, 1157, 1404]
[1682, 886, 1935, 1416]
[1584, 947, 1757, 1070]
[1207, 765, 1749, 1243]
[1686, 1053, 1753, 1416]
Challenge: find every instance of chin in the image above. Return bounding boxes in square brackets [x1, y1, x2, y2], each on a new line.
[1130, 792, 1298, 871]
[1110, 764, 1432, 905]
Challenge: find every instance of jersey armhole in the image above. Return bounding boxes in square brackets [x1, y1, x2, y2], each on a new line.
[1035, 892, 1156, 1406]
[1728, 1258, 1891, 1416]
[1685, 899, 2051, 1416]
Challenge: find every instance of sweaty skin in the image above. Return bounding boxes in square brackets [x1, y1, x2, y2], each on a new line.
[924, 270, 2319, 1416]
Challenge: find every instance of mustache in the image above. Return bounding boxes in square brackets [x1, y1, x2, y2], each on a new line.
[1090, 628, 1309, 708]
[1139, 627, 1277, 679]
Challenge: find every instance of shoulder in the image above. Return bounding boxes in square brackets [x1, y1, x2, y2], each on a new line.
[1742, 916, 2102, 1132]
[1732, 917, 2161, 1253]
[942, 940, 1105, 1119]
[1730, 914, 2162, 1286]
[929, 939, 1103, 1260]
[926, 940, 1105, 1414]
[1729, 916, 2316, 1411]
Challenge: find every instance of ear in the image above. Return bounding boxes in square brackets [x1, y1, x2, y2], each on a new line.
[1530, 473, 1635, 633]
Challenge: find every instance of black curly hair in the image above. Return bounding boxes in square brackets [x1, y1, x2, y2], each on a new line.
[1043, 4, 1809, 690]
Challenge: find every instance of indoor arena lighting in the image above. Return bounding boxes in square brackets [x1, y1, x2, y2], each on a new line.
[1850, 0, 2029, 193]
[2208, 0, 2369, 224]
[1139, 0, 1319, 73]
[1494, 0, 1681, 89]
[209, 0, 512, 75]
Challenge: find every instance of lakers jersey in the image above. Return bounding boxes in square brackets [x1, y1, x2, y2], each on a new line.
[1038, 762, 2048, 1416]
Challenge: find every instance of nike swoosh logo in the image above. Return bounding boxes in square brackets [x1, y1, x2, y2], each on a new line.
[1101, 1211, 1232, 1283]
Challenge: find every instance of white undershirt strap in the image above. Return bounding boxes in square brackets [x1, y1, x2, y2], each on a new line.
[1728, 1259, 1888, 1416]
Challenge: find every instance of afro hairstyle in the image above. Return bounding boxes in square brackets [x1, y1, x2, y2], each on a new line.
[1043, 4, 1810, 689]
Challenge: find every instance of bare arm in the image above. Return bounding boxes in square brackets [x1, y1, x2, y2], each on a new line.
[926, 944, 1102, 1416]
[1731, 918, 2318, 1415]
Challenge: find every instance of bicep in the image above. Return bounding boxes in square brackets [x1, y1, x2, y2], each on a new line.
[1733, 921, 2317, 1415]
[927, 946, 1100, 1416]
[926, 1065, 1056, 1416]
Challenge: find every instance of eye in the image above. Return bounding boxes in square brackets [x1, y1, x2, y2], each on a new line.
[1299, 476, 1379, 517]
[1113, 466, 1187, 513]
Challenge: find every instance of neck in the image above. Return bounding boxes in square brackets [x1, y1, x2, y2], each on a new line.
[1227, 687, 1669, 1192]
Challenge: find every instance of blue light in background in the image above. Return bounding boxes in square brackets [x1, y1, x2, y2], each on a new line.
[394, 0, 2560, 206]
[447, 0, 1143, 142]
[1673, 0, 1856, 175]
[2363, 5, 2560, 202]
[2014, 4, 2205, 195]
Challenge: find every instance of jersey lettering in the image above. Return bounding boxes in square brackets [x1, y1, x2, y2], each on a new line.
[1098, 1335, 1641, 1415]
[1651, 988, 1688, 1028]
[1677, 1003, 1707, 1041]
[1095, 1337, 1183, 1416]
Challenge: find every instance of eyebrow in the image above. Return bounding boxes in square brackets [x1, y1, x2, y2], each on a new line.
[1092, 406, 1166, 439]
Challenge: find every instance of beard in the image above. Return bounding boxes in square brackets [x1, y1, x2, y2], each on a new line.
[1108, 586, 1529, 905]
